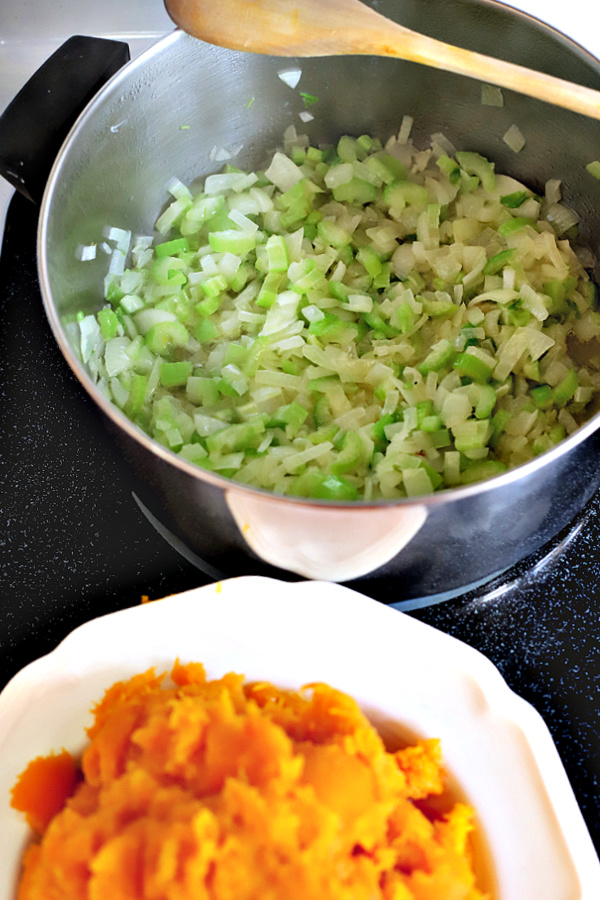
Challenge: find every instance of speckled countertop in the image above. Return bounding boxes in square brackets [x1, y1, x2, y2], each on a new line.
[1, 0, 599, 866]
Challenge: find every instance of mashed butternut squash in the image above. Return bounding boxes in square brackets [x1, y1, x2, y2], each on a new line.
[12, 663, 488, 900]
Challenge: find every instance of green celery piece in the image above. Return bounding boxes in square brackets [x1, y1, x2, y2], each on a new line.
[314, 473, 359, 501]
[308, 314, 358, 343]
[357, 246, 382, 278]
[155, 237, 190, 258]
[306, 146, 324, 163]
[586, 160, 600, 180]
[200, 274, 228, 298]
[290, 146, 306, 165]
[417, 339, 455, 376]
[391, 303, 417, 334]
[265, 234, 290, 273]
[337, 135, 358, 162]
[373, 263, 391, 290]
[549, 424, 567, 444]
[472, 384, 497, 419]
[98, 308, 119, 340]
[422, 298, 456, 318]
[453, 352, 493, 384]
[125, 374, 147, 417]
[453, 419, 491, 452]
[498, 217, 537, 237]
[403, 270, 426, 293]
[506, 303, 531, 328]
[206, 418, 268, 454]
[530, 384, 554, 410]
[328, 280, 351, 303]
[363, 310, 398, 339]
[455, 151, 495, 192]
[544, 276, 577, 314]
[331, 431, 364, 475]
[224, 342, 249, 368]
[356, 133, 377, 155]
[256, 272, 284, 309]
[425, 426, 450, 447]
[317, 219, 352, 249]
[271, 401, 309, 432]
[500, 191, 530, 208]
[365, 154, 406, 184]
[402, 467, 434, 497]
[145, 320, 189, 356]
[151, 256, 187, 287]
[419, 414, 442, 434]
[436, 155, 461, 184]
[179, 443, 209, 465]
[416, 400, 433, 425]
[229, 263, 252, 293]
[281, 359, 300, 376]
[483, 248, 515, 276]
[522, 359, 541, 382]
[279, 178, 321, 214]
[160, 360, 193, 387]
[332, 178, 379, 205]
[195, 293, 222, 317]
[553, 369, 578, 406]
[186, 376, 220, 406]
[218, 363, 248, 397]
[308, 374, 340, 392]
[372, 413, 396, 449]
[313, 394, 332, 427]
[208, 230, 257, 255]
[419, 459, 444, 490]
[192, 319, 218, 343]
[383, 181, 428, 209]
[489, 409, 511, 448]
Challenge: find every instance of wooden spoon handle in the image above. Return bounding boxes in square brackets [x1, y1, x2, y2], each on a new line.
[166, 0, 600, 120]
[370, 20, 600, 121]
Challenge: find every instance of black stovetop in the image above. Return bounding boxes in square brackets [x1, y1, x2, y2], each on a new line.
[1, 190, 600, 854]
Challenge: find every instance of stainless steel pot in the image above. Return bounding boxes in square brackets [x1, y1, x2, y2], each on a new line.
[5, 0, 600, 602]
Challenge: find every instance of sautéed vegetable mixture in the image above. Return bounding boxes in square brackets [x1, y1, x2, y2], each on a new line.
[79, 124, 600, 500]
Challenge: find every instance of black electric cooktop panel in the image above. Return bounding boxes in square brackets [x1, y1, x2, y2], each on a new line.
[1, 191, 600, 853]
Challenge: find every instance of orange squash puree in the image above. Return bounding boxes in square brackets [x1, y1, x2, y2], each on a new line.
[12, 663, 489, 900]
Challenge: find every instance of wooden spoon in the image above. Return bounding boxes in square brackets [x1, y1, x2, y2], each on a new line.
[164, 0, 600, 120]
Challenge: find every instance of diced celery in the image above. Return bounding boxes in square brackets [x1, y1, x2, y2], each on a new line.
[145, 321, 189, 356]
[186, 376, 220, 406]
[553, 369, 578, 406]
[160, 360, 193, 387]
[498, 217, 536, 237]
[453, 352, 493, 384]
[383, 181, 428, 208]
[332, 178, 379, 205]
[418, 339, 455, 375]
[192, 319, 218, 343]
[265, 234, 289, 273]
[98, 307, 119, 340]
[331, 431, 364, 475]
[500, 191, 530, 208]
[530, 384, 554, 410]
[483, 249, 515, 276]
[155, 237, 190, 258]
[317, 219, 352, 249]
[455, 151, 495, 192]
[208, 230, 257, 255]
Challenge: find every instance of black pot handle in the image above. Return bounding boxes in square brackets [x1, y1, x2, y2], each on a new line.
[0, 35, 130, 205]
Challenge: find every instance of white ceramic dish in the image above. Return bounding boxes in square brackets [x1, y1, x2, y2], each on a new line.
[0, 576, 599, 899]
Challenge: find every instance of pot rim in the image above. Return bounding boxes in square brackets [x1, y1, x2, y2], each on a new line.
[37, 8, 600, 513]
